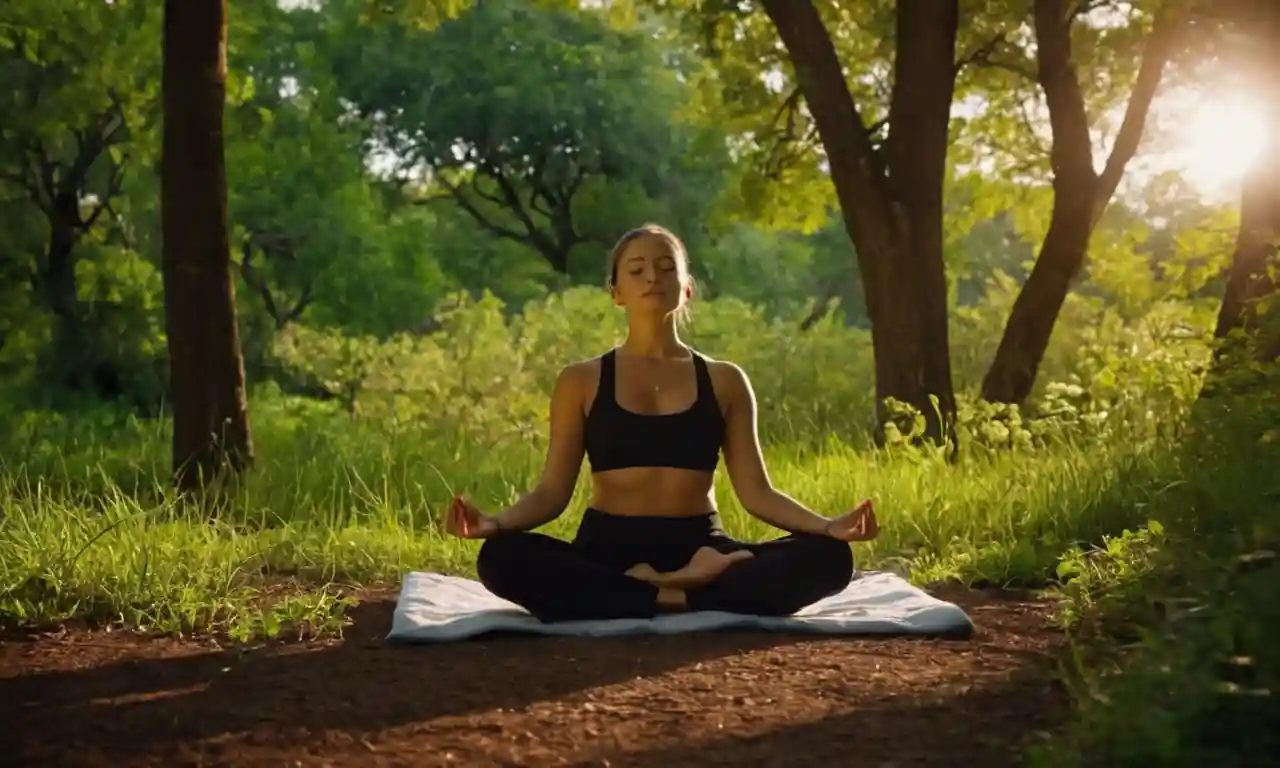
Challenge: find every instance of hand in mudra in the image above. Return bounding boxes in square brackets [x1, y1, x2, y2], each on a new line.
[444, 495, 499, 539]
[823, 499, 879, 542]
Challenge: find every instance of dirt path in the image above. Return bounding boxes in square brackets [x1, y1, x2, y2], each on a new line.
[1, 585, 1066, 767]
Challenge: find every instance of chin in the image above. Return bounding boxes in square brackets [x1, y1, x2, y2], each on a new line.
[633, 294, 677, 310]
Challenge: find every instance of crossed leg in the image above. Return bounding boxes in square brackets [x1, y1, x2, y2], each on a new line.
[476, 529, 855, 623]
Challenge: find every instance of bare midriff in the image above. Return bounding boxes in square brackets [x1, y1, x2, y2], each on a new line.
[587, 466, 718, 517]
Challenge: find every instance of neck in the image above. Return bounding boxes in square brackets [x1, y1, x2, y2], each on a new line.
[620, 315, 684, 358]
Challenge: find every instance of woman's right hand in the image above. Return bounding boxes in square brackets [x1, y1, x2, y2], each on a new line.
[444, 494, 501, 539]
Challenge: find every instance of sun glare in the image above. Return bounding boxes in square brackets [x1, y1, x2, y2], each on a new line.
[1175, 96, 1268, 196]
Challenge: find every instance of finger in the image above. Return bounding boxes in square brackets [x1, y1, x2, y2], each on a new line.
[727, 550, 755, 562]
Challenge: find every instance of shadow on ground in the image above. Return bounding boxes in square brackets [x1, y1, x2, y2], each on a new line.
[0, 586, 1060, 767]
[601, 665, 1063, 767]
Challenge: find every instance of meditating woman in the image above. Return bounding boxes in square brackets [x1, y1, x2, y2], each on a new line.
[443, 223, 879, 623]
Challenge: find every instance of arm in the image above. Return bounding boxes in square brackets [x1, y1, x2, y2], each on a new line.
[718, 362, 834, 536]
[491, 364, 586, 532]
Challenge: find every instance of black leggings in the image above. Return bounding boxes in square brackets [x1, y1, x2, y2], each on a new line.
[475, 508, 855, 623]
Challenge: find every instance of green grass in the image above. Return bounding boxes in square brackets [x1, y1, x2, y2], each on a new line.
[2, 289, 1276, 766]
[0, 385, 1191, 640]
[1024, 385, 1280, 768]
[3, 385, 1275, 765]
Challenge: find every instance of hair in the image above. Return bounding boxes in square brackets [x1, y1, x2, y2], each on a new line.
[605, 223, 696, 324]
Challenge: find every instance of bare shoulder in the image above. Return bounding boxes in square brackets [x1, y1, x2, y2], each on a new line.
[554, 354, 607, 412]
[554, 356, 601, 394]
[699, 354, 753, 404]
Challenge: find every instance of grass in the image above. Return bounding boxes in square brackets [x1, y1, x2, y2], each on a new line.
[1025, 384, 1280, 767]
[1, 289, 1277, 765]
[3, 381, 1275, 765]
[0, 384, 1193, 641]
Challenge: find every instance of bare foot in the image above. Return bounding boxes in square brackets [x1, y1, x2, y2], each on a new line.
[659, 547, 754, 589]
[625, 563, 664, 584]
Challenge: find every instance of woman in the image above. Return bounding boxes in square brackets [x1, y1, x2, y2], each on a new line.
[443, 223, 879, 623]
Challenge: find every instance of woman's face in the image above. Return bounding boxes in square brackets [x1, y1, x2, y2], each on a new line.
[611, 234, 690, 317]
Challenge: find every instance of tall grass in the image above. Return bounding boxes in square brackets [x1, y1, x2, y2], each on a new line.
[1028, 366, 1280, 767]
[0, 286, 1216, 635]
[2, 283, 1276, 763]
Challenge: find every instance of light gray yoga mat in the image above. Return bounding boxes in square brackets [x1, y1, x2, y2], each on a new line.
[386, 570, 974, 642]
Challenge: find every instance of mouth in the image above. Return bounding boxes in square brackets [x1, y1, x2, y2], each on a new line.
[642, 289, 666, 297]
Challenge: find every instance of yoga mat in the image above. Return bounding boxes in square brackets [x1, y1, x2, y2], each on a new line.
[386, 570, 974, 643]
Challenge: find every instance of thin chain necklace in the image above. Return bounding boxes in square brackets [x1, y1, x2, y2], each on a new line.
[618, 345, 688, 394]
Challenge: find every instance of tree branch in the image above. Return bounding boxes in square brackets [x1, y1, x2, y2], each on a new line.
[284, 282, 314, 327]
[238, 241, 284, 328]
[954, 31, 1012, 75]
[1034, 0, 1097, 188]
[759, 0, 888, 207]
[1092, 4, 1185, 222]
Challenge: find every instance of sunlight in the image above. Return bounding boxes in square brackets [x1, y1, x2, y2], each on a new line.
[1173, 95, 1268, 196]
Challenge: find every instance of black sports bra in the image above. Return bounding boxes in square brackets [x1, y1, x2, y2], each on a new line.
[583, 349, 725, 474]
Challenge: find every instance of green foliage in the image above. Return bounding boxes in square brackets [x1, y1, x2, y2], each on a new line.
[0, 280, 1232, 633]
[2, 2, 1278, 764]
[317, 0, 733, 276]
[1027, 365, 1280, 767]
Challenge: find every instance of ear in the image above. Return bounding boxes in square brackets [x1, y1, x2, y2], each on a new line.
[685, 283, 694, 299]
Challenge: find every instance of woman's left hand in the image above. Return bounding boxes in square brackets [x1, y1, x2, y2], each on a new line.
[823, 499, 879, 542]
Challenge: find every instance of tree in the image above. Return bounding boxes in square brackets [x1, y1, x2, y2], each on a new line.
[0, 0, 160, 398]
[758, 0, 960, 443]
[974, 0, 1186, 404]
[161, 0, 253, 491]
[319, 0, 730, 279]
[1211, 5, 1280, 361]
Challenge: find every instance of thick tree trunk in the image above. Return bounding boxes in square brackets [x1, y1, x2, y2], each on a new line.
[882, 0, 960, 439]
[1212, 10, 1280, 360]
[980, 0, 1182, 404]
[1213, 167, 1280, 353]
[761, 0, 960, 444]
[160, 0, 254, 492]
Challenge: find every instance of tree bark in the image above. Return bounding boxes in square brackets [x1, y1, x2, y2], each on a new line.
[1212, 8, 1280, 360]
[979, 0, 1183, 404]
[1213, 162, 1280, 354]
[161, 0, 254, 492]
[761, 0, 960, 444]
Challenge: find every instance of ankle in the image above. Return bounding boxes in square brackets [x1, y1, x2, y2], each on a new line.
[656, 587, 687, 612]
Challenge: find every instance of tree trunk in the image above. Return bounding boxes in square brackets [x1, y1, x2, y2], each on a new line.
[980, 0, 1182, 404]
[882, 0, 960, 440]
[1213, 164, 1280, 356]
[1212, 9, 1280, 361]
[761, 0, 960, 444]
[160, 0, 254, 492]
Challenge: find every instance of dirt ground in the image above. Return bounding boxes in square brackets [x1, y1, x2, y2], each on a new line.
[0, 584, 1066, 767]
